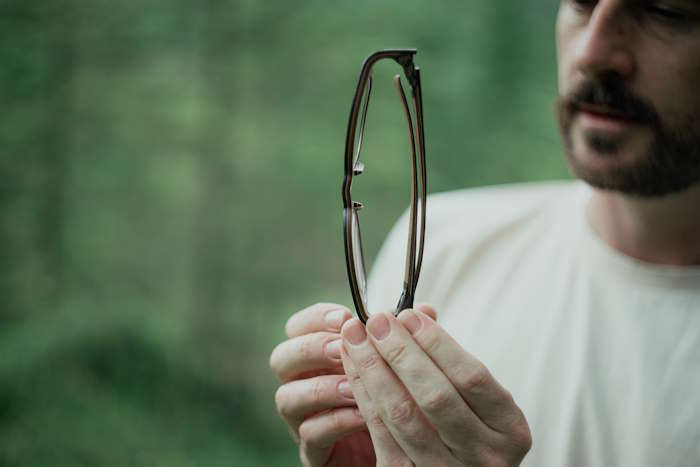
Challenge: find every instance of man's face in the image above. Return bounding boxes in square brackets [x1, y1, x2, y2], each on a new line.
[556, 0, 700, 197]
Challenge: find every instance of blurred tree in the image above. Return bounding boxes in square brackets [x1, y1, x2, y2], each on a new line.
[0, 1, 567, 465]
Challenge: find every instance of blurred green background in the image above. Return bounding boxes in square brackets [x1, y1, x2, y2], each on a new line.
[0, 1, 568, 466]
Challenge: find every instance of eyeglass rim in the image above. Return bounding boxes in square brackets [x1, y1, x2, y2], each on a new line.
[342, 49, 427, 324]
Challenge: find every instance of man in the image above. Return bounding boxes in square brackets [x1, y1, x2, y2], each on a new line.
[270, 1, 700, 465]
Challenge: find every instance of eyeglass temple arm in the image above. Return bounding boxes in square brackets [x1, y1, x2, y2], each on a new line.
[412, 70, 426, 289]
[393, 68, 426, 313]
[354, 75, 373, 169]
[393, 74, 417, 311]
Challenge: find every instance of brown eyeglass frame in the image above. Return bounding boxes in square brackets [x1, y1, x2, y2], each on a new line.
[342, 49, 427, 324]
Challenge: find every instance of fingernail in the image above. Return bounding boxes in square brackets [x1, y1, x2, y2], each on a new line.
[401, 311, 423, 335]
[367, 314, 390, 340]
[325, 308, 348, 330]
[325, 339, 342, 360]
[343, 319, 367, 345]
[337, 379, 354, 399]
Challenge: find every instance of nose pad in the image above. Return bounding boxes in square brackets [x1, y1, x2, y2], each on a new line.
[353, 161, 365, 176]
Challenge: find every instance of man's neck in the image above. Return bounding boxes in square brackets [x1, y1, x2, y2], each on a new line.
[587, 182, 700, 266]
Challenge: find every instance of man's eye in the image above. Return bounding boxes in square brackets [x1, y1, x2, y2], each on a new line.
[568, 0, 597, 11]
[645, 4, 694, 23]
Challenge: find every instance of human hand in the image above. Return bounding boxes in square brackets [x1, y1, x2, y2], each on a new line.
[270, 303, 439, 467]
[340, 306, 531, 467]
[268, 303, 371, 466]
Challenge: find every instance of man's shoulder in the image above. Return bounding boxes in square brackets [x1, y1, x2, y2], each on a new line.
[425, 179, 584, 243]
[408, 180, 587, 311]
[427, 179, 581, 220]
[369, 180, 586, 310]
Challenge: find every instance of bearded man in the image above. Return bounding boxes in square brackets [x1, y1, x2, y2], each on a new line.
[270, 1, 700, 465]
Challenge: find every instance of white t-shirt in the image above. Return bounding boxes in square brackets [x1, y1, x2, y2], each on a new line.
[367, 181, 700, 467]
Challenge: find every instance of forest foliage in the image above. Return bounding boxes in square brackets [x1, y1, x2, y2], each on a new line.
[0, 1, 565, 465]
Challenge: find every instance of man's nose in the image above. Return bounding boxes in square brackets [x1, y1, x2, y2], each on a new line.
[575, 0, 636, 79]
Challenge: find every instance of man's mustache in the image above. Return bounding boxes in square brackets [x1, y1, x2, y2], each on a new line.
[562, 75, 659, 126]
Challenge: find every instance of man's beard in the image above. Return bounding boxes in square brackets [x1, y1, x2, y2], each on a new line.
[556, 74, 700, 198]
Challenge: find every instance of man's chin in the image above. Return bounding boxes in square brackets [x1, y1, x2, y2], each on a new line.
[565, 146, 699, 198]
[563, 127, 664, 196]
[566, 149, 638, 194]
[556, 97, 700, 197]
[568, 144, 639, 174]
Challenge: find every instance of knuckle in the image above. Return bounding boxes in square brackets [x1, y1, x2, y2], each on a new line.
[385, 394, 417, 426]
[456, 363, 490, 395]
[345, 357, 361, 379]
[299, 411, 343, 453]
[499, 387, 521, 412]
[269, 344, 282, 374]
[268, 357, 278, 375]
[299, 333, 327, 364]
[423, 332, 442, 355]
[476, 446, 508, 467]
[347, 368, 362, 386]
[274, 385, 290, 418]
[299, 335, 314, 361]
[421, 388, 454, 413]
[384, 342, 410, 367]
[510, 420, 533, 454]
[357, 352, 382, 371]
[501, 388, 515, 404]
[310, 377, 327, 405]
[366, 408, 386, 430]
[298, 422, 318, 451]
[285, 305, 313, 338]
[299, 421, 325, 453]
[327, 409, 345, 433]
[284, 318, 296, 338]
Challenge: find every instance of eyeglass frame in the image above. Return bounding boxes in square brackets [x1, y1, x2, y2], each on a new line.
[341, 49, 427, 324]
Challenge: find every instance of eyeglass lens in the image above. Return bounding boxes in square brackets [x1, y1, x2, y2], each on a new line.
[350, 206, 368, 308]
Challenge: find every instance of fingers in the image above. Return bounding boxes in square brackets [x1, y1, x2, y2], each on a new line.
[340, 345, 413, 466]
[275, 374, 357, 438]
[398, 309, 530, 439]
[286, 303, 352, 338]
[363, 313, 493, 462]
[270, 331, 345, 382]
[271, 303, 353, 382]
[298, 408, 367, 467]
[341, 318, 458, 466]
[272, 303, 370, 467]
[413, 303, 437, 321]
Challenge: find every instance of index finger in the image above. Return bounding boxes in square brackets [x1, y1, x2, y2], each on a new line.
[285, 303, 352, 338]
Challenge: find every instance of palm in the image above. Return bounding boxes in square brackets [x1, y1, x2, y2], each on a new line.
[326, 430, 375, 467]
